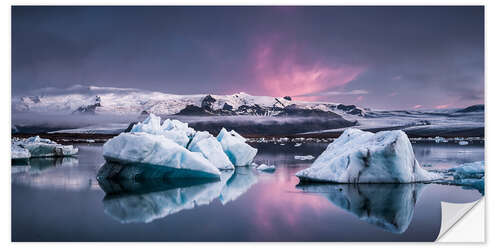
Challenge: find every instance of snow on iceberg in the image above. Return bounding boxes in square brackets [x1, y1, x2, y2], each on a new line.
[297, 183, 426, 233]
[102, 132, 221, 179]
[296, 128, 440, 183]
[256, 164, 275, 172]
[217, 128, 257, 166]
[11, 136, 78, 159]
[130, 114, 194, 147]
[187, 131, 234, 170]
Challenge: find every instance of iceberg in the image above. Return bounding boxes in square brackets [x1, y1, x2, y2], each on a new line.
[297, 183, 426, 234]
[447, 161, 484, 195]
[217, 128, 257, 166]
[296, 128, 440, 183]
[11, 136, 78, 158]
[188, 131, 234, 170]
[102, 133, 221, 179]
[256, 164, 276, 172]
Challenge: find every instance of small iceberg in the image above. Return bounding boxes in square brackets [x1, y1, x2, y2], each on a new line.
[256, 164, 276, 172]
[217, 128, 258, 166]
[447, 161, 484, 195]
[294, 143, 302, 147]
[294, 155, 315, 161]
[100, 114, 257, 179]
[11, 136, 78, 160]
[296, 128, 440, 183]
[458, 140, 469, 146]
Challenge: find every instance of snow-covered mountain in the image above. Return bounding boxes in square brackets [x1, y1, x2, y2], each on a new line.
[13, 85, 366, 117]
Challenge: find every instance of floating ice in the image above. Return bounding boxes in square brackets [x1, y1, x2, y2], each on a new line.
[297, 183, 426, 233]
[11, 136, 78, 158]
[296, 128, 440, 183]
[458, 140, 469, 146]
[217, 128, 257, 166]
[256, 164, 276, 172]
[294, 155, 315, 160]
[188, 131, 234, 170]
[102, 132, 221, 179]
[294, 143, 302, 147]
[450, 161, 484, 180]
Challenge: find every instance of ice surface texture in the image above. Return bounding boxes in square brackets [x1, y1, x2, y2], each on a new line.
[296, 128, 439, 183]
[101, 114, 256, 179]
[11, 136, 78, 159]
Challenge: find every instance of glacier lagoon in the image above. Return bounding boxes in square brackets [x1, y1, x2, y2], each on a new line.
[11, 141, 483, 241]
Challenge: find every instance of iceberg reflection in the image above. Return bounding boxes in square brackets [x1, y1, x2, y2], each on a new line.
[296, 183, 426, 234]
[97, 163, 259, 223]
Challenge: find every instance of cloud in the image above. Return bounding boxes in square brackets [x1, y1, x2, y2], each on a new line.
[298, 89, 369, 97]
[251, 37, 365, 100]
[413, 104, 423, 109]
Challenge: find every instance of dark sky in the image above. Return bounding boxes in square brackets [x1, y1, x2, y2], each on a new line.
[12, 6, 484, 109]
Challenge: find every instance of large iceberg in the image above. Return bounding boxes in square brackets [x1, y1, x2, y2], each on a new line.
[188, 131, 234, 170]
[217, 128, 257, 166]
[296, 128, 440, 183]
[297, 183, 426, 233]
[11, 136, 78, 159]
[102, 133, 221, 179]
[102, 114, 257, 178]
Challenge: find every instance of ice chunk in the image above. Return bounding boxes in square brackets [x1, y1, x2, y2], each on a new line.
[11, 143, 31, 160]
[450, 161, 484, 180]
[294, 143, 302, 147]
[256, 164, 275, 172]
[12, 136, 78, 158]
[216, 128, 258, 166]
[296, 128, 440, 183]
[294, 155, 315, 160]
[297, 184, 426, 233]
[187, 131, 234, 170]
[130, 114, 194, 147]
[102, 132, 221, 179]
[458, 140, 469, 146]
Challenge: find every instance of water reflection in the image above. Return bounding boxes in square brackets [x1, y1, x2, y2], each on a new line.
[97, 163, 259, 223]
[296, 183, 426, 234]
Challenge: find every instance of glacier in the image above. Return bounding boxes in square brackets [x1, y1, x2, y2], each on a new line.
[11, 136, 78, 159]
[217, 128, 258, 166]
[296, 128, 440, 183]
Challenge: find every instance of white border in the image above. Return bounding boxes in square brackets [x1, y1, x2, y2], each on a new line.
[2, 0, 498, 249]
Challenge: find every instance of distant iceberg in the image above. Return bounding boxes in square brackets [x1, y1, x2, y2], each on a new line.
[296, 128, 440, 183]
[11, 136, 78, 160]
[101, 114, 257, 179]
[297, 183, 426, 234]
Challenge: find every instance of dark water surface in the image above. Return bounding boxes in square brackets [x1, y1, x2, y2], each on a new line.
[11, 141, 484, 241]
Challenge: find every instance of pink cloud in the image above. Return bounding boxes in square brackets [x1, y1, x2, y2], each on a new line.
[435, 104, 451, 109]
[413, 104, 423, 109]
[252, 39, 364, 101]
[356, 96, 364, 101]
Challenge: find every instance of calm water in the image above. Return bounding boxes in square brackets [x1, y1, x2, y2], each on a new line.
[11, 141, 484, 242]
